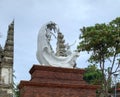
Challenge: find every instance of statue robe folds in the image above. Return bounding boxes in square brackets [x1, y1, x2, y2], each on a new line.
[36, 21, 79, 68]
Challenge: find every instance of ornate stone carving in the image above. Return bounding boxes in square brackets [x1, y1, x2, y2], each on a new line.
[0, 21, 14, 97]
[56, 32, 66, 56]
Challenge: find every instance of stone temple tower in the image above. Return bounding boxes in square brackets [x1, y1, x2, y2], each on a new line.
[0, 21, 14, 97]
[56, 32, 67, 57]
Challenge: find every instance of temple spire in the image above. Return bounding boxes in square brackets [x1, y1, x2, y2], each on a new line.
[0, 21, 14, 97]
[56, 32, 67, 56]
[3, 20, 14, 64]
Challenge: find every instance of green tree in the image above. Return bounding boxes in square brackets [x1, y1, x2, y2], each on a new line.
[77, 17, 120, 97]
[14, 84, 20, 97]
[83, 64, 102, 85]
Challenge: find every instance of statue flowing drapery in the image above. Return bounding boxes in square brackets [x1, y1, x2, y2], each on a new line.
[36, 21, 79, 68]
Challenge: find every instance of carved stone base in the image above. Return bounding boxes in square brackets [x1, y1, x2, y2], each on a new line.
[19, 65, 99, 97]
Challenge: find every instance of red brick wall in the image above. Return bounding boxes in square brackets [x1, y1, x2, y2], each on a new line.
[20, 85, 96, 97]
[19, 65, 99, 97]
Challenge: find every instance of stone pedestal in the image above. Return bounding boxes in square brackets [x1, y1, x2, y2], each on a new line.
[19, 65, 99, 97]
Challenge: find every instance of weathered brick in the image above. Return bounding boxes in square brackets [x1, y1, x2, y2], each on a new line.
[19, 65, 100, 97]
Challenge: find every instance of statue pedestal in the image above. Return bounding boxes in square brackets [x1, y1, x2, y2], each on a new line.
[19, 65, 99, 97]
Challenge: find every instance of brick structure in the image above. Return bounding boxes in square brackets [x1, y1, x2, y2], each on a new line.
[19, 65, 99, 97]
[116, 88, 120, 97]
[110, 88, 120, 97]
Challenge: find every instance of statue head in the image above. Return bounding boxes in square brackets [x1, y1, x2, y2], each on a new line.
[46, 21, 59, 33]
[46, 22, 55, 30]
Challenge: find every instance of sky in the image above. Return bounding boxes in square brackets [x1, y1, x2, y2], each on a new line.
[0, 0, 120, 84]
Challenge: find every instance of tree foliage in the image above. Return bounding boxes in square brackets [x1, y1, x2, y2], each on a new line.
[77, 17, 120, 97]
[83, 64, 102, 85]
[14, 84, 20, 97]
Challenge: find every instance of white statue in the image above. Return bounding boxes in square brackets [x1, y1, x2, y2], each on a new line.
[36, 21, 79, 68]
[65, 40, 76, 56]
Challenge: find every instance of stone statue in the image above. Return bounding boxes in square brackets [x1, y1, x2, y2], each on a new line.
[36, 21, 79, 68]
[65, 40, 76, 56]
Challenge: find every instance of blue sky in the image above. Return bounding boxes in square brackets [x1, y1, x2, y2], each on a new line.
[0, 0, 120, 84]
